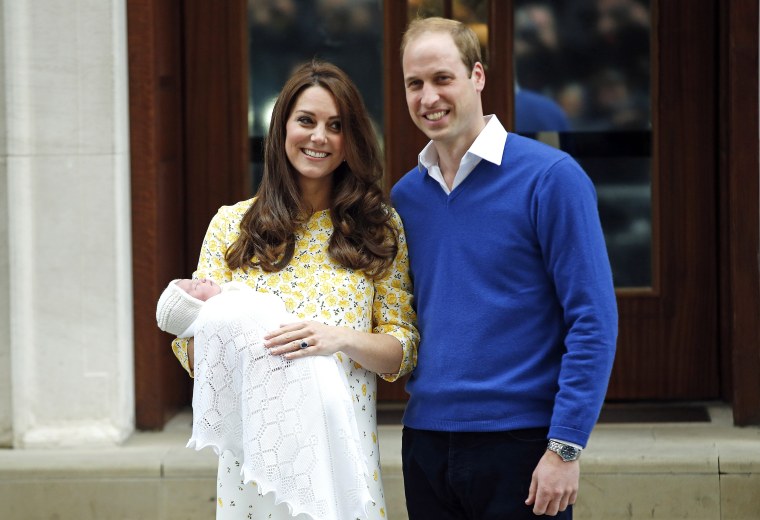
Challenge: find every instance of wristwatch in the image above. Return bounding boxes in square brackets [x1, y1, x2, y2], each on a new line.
[547, 440, 582, 462]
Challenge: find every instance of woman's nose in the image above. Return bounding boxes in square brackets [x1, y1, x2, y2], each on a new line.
[311, 127, 326, 144]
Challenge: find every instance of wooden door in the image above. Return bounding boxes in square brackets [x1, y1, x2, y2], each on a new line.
[381, 0, 719, 401]
[128, 0, 192, 429]
[128, 0, 248, 429]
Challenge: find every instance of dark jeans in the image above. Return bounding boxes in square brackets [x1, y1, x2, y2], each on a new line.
[402, 426, 573, 520]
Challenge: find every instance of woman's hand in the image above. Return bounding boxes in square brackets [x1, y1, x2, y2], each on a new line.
[263, 320, 403, 375]
[264, 320, 353, 359]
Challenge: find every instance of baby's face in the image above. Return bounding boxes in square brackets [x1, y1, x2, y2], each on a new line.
[176, 278, 221, 301]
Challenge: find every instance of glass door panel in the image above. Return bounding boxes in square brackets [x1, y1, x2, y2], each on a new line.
[408, 1, 489, 59]
[403, 1, 654, 288]
[247, 0, 385, 192]
[513, 0, 653, 288]
[407, 0, 445, 18]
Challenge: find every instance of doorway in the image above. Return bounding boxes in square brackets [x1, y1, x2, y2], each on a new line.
[129, 0, 760, 429]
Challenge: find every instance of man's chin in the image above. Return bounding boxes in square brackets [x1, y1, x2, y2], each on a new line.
[415, 123, 445, 141]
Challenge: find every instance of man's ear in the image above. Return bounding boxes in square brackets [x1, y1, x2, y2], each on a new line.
[472, 62, 486, 93]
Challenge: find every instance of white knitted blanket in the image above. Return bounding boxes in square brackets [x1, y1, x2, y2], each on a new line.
[186, 289, 373, 520]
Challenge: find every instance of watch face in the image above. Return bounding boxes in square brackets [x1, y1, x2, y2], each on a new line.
[560, 445, 578, 461]
[549, 441, 580, 461]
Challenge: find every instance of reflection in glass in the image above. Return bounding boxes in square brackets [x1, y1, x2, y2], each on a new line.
[247, 0, 384, 192]
[453, 0, 488, 64]
[407, 0, 444, 19]
[407, 1, 489, 62]
[513, 0, 652, 287]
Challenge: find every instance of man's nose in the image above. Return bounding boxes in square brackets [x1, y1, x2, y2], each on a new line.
[421, 84, 440, 106]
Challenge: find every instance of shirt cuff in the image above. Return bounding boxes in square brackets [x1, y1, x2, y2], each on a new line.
[549, 438, 583, 450]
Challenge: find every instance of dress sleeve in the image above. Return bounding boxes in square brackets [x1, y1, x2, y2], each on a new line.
[171, 337, 193, 377]
[372, 209, 420, 382]
[170, 204, 240, 377]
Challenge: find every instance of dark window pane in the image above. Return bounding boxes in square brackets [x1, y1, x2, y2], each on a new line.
[407, 0, 444, 19]
[514, 0, 652, 288]
[247, 0, 384, 192]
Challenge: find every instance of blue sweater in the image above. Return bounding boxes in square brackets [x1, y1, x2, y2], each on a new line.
[391, 133, 617, 446]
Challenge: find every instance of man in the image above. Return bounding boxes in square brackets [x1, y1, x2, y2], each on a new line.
[390, 17, 618, 519]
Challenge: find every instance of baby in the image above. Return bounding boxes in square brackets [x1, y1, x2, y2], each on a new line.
[155, 278, 373, 520]
[156, 278, 288, 338]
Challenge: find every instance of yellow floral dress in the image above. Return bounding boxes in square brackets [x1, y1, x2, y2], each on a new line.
[171, 198, 418, 520]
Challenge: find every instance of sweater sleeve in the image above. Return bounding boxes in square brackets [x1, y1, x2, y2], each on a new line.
[372, 209, 420, 382]
[535, 157, 618, 446]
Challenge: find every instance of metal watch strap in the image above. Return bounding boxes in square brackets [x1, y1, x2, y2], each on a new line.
[547, 440, 582, 462]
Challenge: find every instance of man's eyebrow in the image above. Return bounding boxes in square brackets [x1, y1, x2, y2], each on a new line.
[405, 69, 452, 81]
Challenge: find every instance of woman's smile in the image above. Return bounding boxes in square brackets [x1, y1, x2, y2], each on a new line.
[285, 85, 345, 188]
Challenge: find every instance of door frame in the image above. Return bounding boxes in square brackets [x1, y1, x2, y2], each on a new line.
[719, 0, 760, 425]
[127, 0, 248, 429]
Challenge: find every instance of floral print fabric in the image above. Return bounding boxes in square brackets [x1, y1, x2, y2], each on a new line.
[170, 198, 418, 519]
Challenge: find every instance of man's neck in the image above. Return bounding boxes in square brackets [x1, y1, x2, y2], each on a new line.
[433, 123, 486, 188]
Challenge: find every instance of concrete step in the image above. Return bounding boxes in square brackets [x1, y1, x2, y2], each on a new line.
[1, 404, 759, 519]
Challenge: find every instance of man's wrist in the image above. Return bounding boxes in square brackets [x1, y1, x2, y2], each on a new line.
[547, 439, 582, 462]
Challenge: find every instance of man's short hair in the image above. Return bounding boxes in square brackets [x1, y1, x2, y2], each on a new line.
[401, 17, 483, 75]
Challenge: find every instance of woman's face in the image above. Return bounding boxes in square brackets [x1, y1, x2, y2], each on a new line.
[285, 85, 345, 189]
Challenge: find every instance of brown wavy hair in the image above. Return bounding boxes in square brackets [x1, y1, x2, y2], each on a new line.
[225, 60, 398, 279]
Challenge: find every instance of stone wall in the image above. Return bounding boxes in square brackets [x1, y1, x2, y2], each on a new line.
[0, 0, 134, 447]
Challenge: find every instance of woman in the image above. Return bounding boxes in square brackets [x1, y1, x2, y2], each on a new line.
[170, 60, 418, 519]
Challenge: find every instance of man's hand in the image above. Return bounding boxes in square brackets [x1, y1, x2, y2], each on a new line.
[525, 449, 579, 515]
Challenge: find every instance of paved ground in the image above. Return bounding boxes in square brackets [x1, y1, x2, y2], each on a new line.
[1, 402, 759, 519]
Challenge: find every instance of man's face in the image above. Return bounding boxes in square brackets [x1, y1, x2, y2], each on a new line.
[402, 31, 485, 148]
[177, 278, 221, 302]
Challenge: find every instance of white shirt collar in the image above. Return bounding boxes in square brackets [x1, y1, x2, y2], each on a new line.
[417, 115, 508, 193]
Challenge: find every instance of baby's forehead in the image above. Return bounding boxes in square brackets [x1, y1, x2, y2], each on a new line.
[176, 279, 193, 291]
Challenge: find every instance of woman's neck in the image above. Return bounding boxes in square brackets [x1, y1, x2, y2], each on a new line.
[298, 180, 332, 212]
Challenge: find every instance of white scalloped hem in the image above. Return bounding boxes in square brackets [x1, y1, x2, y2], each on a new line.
[239, 466, 374, 520]
[186, 438, 374, 520]
[185, 437, 225, 456]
